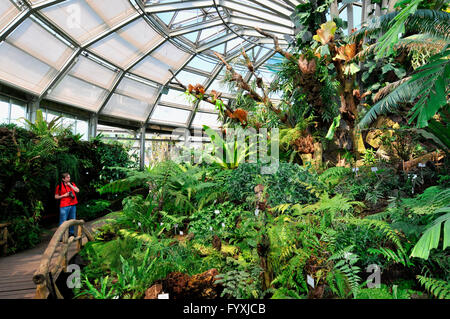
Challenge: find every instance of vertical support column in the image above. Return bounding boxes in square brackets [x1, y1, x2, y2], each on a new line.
[330, 0, 339, 19]
[88, 113, 98, 141]
[388, 0, 397, 13]
[347, 4, 354, 34]
[27, 98, 40, 123]
[140, 125, 146, 170]
[375, 2, 381, 16]
[362, 0, 369, 26]
[382, 0, 389, 15]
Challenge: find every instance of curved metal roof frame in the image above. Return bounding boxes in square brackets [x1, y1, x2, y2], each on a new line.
[0, 0, 383, 130]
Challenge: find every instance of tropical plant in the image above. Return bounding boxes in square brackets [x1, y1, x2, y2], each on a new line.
[416, 275, 450, 299]
[328, 246, 362, 298]
[20, 109, 64, 137]
[355, 2, 450, 130]
[202, 125, 257, 169]
[410, 207, 450, 259]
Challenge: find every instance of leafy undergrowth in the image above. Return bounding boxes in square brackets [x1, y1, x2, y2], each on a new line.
[72, 161, 449, 300]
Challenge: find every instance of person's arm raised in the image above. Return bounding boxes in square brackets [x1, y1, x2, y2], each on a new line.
[68, 182, 80, 193]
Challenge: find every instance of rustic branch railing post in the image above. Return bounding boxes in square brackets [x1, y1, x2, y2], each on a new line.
[33, 219, 94, 299]
[0, 223, 10, 256]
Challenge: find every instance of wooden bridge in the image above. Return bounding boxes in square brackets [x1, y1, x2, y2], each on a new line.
[0, 219, 101, 299]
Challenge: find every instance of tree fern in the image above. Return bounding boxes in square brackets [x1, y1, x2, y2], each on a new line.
[416, 275, 450, 299]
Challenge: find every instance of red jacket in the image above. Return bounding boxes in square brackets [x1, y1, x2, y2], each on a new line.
[55, 183, 78, 207]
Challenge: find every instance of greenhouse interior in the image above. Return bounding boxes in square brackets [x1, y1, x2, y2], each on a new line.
[0, 0, 449, 303]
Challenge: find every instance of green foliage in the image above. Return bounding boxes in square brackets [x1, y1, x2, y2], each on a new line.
[410, 208, 450, 259]
[328, 246, 362, 298]
[356, 284, 419, 299]
[188, 202, 250, 240]
[77, 199, 112, 221]
[75, 276, 116, 299]
[202, 125, 257, 169]
[225, 162, 320, 208]
[416, 275, 450, 299]
[356, 5, 450, 128]
[215, 266, 263, 299]
[21, 109, 64, 137]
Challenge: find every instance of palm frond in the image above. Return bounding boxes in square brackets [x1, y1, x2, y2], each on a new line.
[351, 9, 450, 51]
[359, 46, 450, 128]
[372, 77, 412, 102]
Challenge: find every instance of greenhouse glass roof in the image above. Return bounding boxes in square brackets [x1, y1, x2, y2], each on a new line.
[0, 0, 301, 129]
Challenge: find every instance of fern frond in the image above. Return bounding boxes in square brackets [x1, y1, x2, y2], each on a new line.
[417, 275, 450, 299]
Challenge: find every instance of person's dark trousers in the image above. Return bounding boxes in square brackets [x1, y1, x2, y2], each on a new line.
[59, 205, 77, 236]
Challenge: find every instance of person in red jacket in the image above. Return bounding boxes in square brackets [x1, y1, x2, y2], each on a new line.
[54, 172, 80, 237]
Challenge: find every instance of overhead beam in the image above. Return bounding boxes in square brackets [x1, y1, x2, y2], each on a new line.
[170, 18, 223, 37]
[250, 0, 294, 18]
[219, 0, 293, 28]
[145, 0, 214, 13]
[197, 32, 239, 52]
[0, 9, 30, 42]
[226, 16, 294, 36]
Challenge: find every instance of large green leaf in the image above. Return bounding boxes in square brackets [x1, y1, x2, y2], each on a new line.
[410, 210, 450, 260]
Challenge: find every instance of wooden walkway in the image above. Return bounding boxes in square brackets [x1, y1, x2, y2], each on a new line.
[0, 218, 106, 299]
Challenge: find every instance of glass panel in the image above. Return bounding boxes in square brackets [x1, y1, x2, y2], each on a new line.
[69, 55, 118, 89]
[151, 41, 191, 71]
[116, 76, 159, 105]
[45, 110, 60, 123]
[198, 100, 216, 112]
[118, 19, 163, 53]
[226, 38, 244, 53]
[172, 9, 203, 28]
[0, 41, 57, 94]
[175, 70, 207, 86]
[191, 112, 220, 128]
[10, 101, 26, 126]
[156, 12, 174, 26]
[183, 31, 198, 43]
[76, 119, 89, 140]
[199, 26, 224, 41]
[160, 89, 192, 107]
[101, 93, 150, 122]
[0, 0, 21, 31]
[90, 32, 141, 68]
[41, 0, 136, 44]
[7, 18, 74, 69]
[150, 105, 190, 125]
[130, 55, 172, 84]
[90, 19, 163, 68]
[62, 116, 76, 131]
[0, 98, 9, 124]
[48, 75, 108, 111]
[208, 69, 235, 94]
[186, 56, 217, 73]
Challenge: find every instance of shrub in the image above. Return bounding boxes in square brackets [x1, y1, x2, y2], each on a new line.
[225, 162, 320, 208]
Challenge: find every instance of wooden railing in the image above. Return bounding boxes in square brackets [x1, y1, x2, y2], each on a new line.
[0, 223, 10, 256]
[33, 219, 94, 299]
